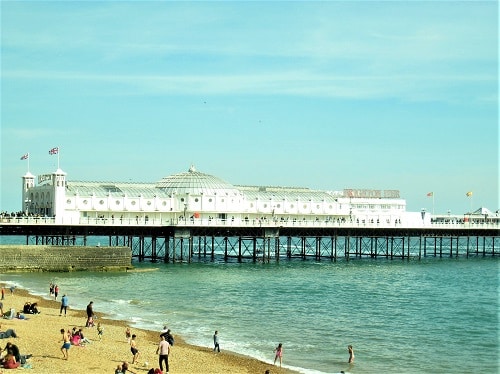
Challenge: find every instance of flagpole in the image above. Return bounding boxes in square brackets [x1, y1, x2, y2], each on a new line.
[28, 154, 30, 173]
[432, 193, 435, 215]
[57, 148, 60, 169]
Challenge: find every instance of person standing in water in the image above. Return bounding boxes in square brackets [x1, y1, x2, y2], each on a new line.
[348, 345, 354, 363]
[274, 343, 283, 367]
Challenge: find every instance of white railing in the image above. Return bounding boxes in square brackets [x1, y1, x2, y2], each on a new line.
[1, 216, 499, 230]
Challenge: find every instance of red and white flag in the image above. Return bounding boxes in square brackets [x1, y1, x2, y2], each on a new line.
[20, 153, 29, 160]
[49, 147, 59, 155]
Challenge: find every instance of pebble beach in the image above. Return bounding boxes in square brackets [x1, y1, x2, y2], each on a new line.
[0, 286, 297, 374]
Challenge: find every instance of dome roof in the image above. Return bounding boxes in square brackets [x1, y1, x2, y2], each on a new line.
[156, 165, 241, 196]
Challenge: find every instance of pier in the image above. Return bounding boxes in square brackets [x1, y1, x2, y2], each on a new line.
[1, 218, 497, 262]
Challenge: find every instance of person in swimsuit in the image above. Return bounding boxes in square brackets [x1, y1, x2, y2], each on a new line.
[274, 343, 283, 367]
[348, 345, 354, 363]
[130, 334, 140, 364]
[60, 328, 70, 359]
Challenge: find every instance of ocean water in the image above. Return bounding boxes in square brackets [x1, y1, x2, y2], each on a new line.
[0, 237, 498, 373]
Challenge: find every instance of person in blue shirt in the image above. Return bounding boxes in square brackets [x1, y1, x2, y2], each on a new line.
[59, 294, 69, 316]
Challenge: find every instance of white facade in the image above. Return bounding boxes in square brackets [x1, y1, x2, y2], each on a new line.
[21, 165, 418, 226]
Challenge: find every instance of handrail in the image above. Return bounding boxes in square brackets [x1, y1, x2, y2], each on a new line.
[1, 216, 499, 230]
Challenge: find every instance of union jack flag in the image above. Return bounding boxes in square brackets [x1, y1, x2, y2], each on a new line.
[49, 147, 59, 155]
[20, 153, 29, 160]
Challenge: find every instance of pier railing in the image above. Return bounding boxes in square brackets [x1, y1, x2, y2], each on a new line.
[1, 216, 499, 230]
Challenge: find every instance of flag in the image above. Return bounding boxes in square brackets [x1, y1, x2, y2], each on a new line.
[466, 191, 473, 197]
[20, 153, 29, 160]
[49, 147, 59, 155]
[427, 192, 433, 197]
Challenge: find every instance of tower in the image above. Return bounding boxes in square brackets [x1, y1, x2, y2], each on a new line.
[21, 171, 36, 214]
[52, 168, 67, 223]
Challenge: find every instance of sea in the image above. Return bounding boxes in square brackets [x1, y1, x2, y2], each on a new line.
[0, 236, 498, 374]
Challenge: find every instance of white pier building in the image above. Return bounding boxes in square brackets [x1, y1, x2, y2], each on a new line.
[21, 165, 426, 227]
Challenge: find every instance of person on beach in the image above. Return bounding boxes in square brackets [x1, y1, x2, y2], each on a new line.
[160, 328, 174, 347]
[125, 327, 131, 343]
[156, 334, 170, 373]
[60, 328, 70, 360]
[1, 287, 4, 300]
[159, 325, 169, 337]
[348, 345, 354, 363]
[77, 329, 91, 345]
[273, 343, 283, 367]
[0, 324, 18, 339]
[1, 342, 32, 365]
[54, 285, 59, 300]
[213, 330, 220, 352]
[60, 294, 69, 316]
[86, 301, 94, 327]
[0, 301, 3, 317]
[97, 322, 104, 340]
[117, 361, 137, 374]
[2, 352, 20, 369]
[130, 334, 140, 364]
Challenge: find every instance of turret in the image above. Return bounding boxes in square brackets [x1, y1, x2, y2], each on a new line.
[52, 168, 67, 223]
[21, 171, 36, 214]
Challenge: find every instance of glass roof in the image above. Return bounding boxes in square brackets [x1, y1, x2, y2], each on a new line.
[155, 165, 241, 196]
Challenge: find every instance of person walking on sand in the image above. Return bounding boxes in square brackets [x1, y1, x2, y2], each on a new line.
[125, 327, 131, 343]
[348, 345, 354, 363]
[274, 343, 283, 367]
[130, 334, 140, 364]
[59, 294, 69, 316]
[97, 322, 104, 340]
[213, 330, 220, 352]
[54, 285, 59, 300]
[60, 328, 70, 360]
[86, 301, 94, 327]
[156, 334, 170, 373]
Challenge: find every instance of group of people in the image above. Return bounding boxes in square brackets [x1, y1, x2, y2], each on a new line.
[0, 341, 32, 369]
[123, 325, 175, 374]
[69, 327, 92, 347]
[49, 283, 59, 300]
[22, 301, 40, 315]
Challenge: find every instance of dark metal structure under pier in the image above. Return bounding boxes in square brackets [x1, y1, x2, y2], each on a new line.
[1, 224, 497, 262]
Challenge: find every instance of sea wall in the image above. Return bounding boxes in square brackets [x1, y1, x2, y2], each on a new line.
[0, 245, 132, 272]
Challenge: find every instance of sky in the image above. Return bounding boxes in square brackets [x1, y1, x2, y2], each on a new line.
[1, 1, 498, 215]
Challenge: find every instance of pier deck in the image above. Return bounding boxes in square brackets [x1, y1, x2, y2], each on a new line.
[1, 219, 498, 262]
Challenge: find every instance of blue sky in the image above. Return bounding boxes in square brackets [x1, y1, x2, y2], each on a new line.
[1, 1, 498, 215]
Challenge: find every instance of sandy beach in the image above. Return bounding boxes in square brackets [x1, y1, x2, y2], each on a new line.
[0, 285, 297, 374]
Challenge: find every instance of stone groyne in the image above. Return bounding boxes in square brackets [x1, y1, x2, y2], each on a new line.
[0, 245, 132, 272]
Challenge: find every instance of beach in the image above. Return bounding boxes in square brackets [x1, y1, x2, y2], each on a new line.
[0, 286, 296, 374]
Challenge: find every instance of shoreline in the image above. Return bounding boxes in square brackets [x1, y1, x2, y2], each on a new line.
[0, 284, 298, 373]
